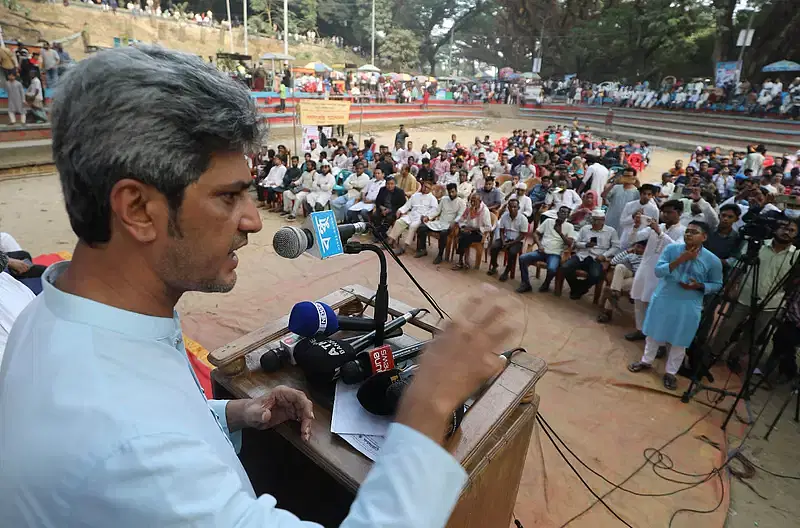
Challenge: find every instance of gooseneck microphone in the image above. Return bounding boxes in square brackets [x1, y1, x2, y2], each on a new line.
[273, 223, 370, 259]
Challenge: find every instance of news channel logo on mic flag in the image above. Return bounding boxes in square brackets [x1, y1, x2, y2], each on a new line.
[310, 210, 344, 259]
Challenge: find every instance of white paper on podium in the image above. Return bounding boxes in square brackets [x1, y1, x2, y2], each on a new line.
[331, 379, 392, 436]
[339, 433, 384, 461]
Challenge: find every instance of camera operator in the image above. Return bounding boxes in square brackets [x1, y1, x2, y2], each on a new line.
[721, 218, 800, 373]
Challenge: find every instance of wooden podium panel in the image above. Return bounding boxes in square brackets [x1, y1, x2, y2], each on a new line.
[210, 284, 547, 526]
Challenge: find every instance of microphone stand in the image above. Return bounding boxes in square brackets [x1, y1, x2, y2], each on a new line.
[344, 239, 388, 346]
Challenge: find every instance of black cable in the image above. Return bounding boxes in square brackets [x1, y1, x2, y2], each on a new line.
[371, 227, 451, 320]
[540, 373, 777, 528]
[535, 414, 635, 528]
[749, 462, 800, 480]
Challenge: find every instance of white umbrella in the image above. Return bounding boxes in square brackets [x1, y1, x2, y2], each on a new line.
[358, 64, 381, 73]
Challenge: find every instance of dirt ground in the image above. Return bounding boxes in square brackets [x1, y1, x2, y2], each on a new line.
[2, 118, 798, 528]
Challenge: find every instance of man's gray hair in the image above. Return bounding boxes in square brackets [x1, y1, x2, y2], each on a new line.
[52, 45, 261, 244]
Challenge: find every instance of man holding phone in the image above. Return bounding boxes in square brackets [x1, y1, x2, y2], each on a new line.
[627, 200, 686, 341]
[628, 221, 723, 390]
[562, 209, 620, 300]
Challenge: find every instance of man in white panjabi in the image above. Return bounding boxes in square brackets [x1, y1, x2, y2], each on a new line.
[415, 183, 466, 264]
[331, 163, 370, 223]
[306, 164, 336, 211]
[283, 161, 316, 220]
[627, 199, 686, 341]
[347, 167, 386, 223]
[388, 180, 439, 255]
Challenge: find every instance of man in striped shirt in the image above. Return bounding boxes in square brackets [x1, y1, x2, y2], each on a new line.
[596, 238, 648, 324]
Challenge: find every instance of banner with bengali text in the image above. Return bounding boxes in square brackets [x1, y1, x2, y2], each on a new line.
[298, 100, 352, 125]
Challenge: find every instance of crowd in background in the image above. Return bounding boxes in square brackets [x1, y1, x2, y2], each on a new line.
[250, 122, 800, 391]
[540, 76, 800, 118]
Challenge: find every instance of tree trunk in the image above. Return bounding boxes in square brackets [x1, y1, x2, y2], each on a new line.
[711, 0, 736, 64]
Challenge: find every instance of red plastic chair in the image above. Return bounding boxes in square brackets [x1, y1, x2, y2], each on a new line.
[627, 153, 644, 173]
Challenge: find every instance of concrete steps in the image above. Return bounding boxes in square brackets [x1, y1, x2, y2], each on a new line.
[519, 106, 800, 152]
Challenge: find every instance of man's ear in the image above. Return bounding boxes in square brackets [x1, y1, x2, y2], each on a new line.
[108, 179, 168, 243]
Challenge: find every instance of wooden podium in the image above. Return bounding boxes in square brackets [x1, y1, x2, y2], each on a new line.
[209, 285, 547, 527]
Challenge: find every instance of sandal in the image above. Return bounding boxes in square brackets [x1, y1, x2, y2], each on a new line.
[627, 361, 652, 373]
[596, 311, 612, 324]
[451, 262, 465, 270]
[663, 374, 678, 391]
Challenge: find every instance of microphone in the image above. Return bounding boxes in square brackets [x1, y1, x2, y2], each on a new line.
[287, 300, 384, 338]
[290, 309, 422, 383]
[340, 340, 430, 384]
[289, 301, 339, 337]
[356, 365, 466, 438]
[273, 222, 369, 259]
[259, 326, 406, 373]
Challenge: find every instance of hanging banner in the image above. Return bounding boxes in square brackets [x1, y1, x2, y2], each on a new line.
[715, 61, 742, 88]
[298, 100, 351, 125]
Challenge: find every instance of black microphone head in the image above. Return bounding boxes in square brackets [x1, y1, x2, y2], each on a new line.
[273, 226, 310, 259]
[259, 349, 285, 373]
[339, 359, 367, 385]
[293, 337, 356, 383]
[357, 368, 411, 416]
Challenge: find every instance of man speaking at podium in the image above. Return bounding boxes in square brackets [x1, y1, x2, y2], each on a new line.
[0, 47, 512, 527]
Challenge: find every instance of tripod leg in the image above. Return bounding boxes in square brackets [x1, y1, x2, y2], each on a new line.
[764, 389, 796, 440]
[795, 388, 799, 422]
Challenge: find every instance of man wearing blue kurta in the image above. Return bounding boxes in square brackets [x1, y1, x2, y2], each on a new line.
[0, 47, 513, 528]
[628, 221, 723, 390]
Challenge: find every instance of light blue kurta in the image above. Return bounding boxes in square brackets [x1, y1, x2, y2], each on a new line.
[0, 262, 467, 527]
[642, 243, 723, 347]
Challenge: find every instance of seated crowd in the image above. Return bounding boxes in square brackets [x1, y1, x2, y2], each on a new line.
[248, 124, 800, 390]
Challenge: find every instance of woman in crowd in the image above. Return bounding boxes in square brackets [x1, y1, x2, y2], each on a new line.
[569, 190, 599, 227]
[452, 193, 492, 270]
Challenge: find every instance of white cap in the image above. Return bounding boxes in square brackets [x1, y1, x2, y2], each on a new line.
[590, 208, 606, 218]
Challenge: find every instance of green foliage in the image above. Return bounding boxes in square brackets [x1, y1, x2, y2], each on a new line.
[379, 28, 420, 71]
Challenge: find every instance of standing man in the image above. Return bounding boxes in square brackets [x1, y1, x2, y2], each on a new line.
[41, 41, 60, 89]
[602, 168, 641, 232]
[627, 200, 686, 341]
[703, 203, 742, 270]
[416, 183, 465, 263]
[721, 219, 799, 373]
[628, 222, 723, 390]
[583, 155, 610, 205]
[517, 206, 576, 293]
[388, 180, 438, 255]
[395, 124, 409, 149]
[618, 183, 659, 247]
[1, 46, 512, 528]
[562, 209, 620, 300]
[487, 198, 528, 281]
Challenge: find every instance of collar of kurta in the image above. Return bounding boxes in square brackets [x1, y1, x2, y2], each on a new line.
[41, 261, 180, 340]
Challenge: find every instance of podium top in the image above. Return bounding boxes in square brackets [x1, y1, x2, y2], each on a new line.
[210, 284, 547, 492]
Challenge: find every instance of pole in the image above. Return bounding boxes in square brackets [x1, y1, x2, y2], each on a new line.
[283, 0, 289, 56]
[225, 0, 234, 52]
[448, 27, 454, 75]
[370, 0, 376, 66]
[737, 9, 756, 73]
[243, 0, 249, 55]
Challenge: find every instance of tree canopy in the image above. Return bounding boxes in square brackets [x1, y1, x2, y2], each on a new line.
[201, 0, 800, 81]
